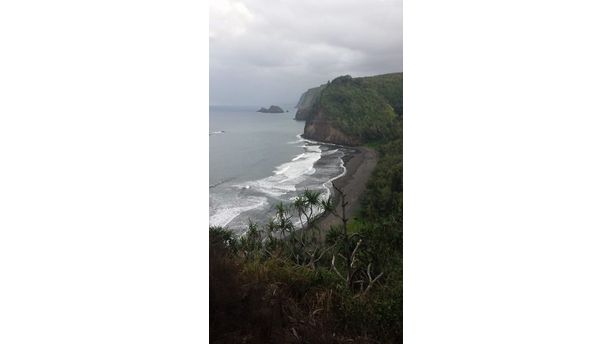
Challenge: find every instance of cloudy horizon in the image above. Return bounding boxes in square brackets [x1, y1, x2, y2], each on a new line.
[210, 0, 402, 106]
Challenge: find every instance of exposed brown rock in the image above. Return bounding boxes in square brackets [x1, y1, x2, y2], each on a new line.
[302, 110, 360, 146]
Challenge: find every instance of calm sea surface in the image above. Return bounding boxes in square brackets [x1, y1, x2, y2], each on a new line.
[209, 105, 346, 233]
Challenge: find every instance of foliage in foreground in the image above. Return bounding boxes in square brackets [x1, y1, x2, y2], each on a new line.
[210, 184, 402, 343]
[211, 72, 403, 343]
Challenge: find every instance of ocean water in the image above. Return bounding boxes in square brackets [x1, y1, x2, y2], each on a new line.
[209, 105, 347, 233]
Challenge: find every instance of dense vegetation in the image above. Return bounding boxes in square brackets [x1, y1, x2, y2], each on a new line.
[313, 73, 402, 144]
[210, 73, 403, 343]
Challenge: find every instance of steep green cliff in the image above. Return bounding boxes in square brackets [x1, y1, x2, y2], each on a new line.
[301, 72, 402, 146]
[294, 85, 325, 120]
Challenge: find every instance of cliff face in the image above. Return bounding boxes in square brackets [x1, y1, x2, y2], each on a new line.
[303, 110, 360, 146]
[294, 86, 324, 120]
[299, 73, 402, 146]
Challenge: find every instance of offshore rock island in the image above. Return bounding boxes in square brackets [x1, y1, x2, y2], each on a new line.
[256, 105, 285, 113]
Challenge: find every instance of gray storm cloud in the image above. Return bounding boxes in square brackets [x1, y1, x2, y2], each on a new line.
[210, 0, 402, 106]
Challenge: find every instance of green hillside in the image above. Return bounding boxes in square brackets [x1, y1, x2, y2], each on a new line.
[305, 73, 402, 145]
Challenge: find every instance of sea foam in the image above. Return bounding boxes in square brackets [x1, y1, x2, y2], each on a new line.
[209, 196, 267, 227]
[211, 141, 346, 231]
[242, 144, 322, 197]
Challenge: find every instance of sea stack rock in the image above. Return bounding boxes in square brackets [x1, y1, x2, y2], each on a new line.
[257, 105, 285, 113]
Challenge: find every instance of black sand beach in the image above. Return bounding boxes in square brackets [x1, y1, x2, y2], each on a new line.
[314, 146, 378, 232]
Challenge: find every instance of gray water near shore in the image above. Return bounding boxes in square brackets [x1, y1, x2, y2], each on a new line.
[209, 105, 347, 233]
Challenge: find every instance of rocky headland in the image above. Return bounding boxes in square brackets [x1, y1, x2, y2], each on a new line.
[295, 72, 402, 146]
[294, 85, 325, 120]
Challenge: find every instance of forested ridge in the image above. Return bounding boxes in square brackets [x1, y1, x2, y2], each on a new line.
[302, 73, 402, 146]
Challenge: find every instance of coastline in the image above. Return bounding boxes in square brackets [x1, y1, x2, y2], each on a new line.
[313, 145, 378, 232]
[211, 133, 348, 230]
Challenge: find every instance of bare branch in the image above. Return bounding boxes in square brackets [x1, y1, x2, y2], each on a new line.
[331, 254, 346, 282]
[355, 263, 384, 298]
[313, 244, 335, 264]
[350, 239, 362, 268]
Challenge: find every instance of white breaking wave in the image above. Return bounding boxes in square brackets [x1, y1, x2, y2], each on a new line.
[291, 153, 306, 161]
[210, 141, 346, 231]
[322, 151, 347, 202]
[238, 145, 323, 197]
[286, 133, 305, 144]
[291, 152, 346, 227]
[274, 165, 291, 175]
[209, 196, 267, 227]
[287, 133, 321, 145]
[323, 149, 338, 156]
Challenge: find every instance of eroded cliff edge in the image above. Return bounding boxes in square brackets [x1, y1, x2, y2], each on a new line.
[294, 85, 325, 120]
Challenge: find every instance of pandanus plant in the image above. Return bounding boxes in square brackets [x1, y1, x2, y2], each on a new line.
[273, 202, 293, 239]
[302, 189, 322, 225]
[292, 195, 308, 229]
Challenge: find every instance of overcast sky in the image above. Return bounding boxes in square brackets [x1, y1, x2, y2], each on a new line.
[210, 0, 402, 106]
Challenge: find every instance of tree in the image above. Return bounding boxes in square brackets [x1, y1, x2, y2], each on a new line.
[324, 183, 383, 294]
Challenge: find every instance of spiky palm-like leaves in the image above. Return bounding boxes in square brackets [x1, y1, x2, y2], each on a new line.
[293, 189, 322, 227]
[274, 202, 294, 238]
[292, 195, 308, 228]
[302, 189, 322, 224]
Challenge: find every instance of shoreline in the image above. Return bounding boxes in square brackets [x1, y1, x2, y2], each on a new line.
[312, 145, 378, 233]
[210, 132, 377, 232]
[211, 135, 350, 230]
